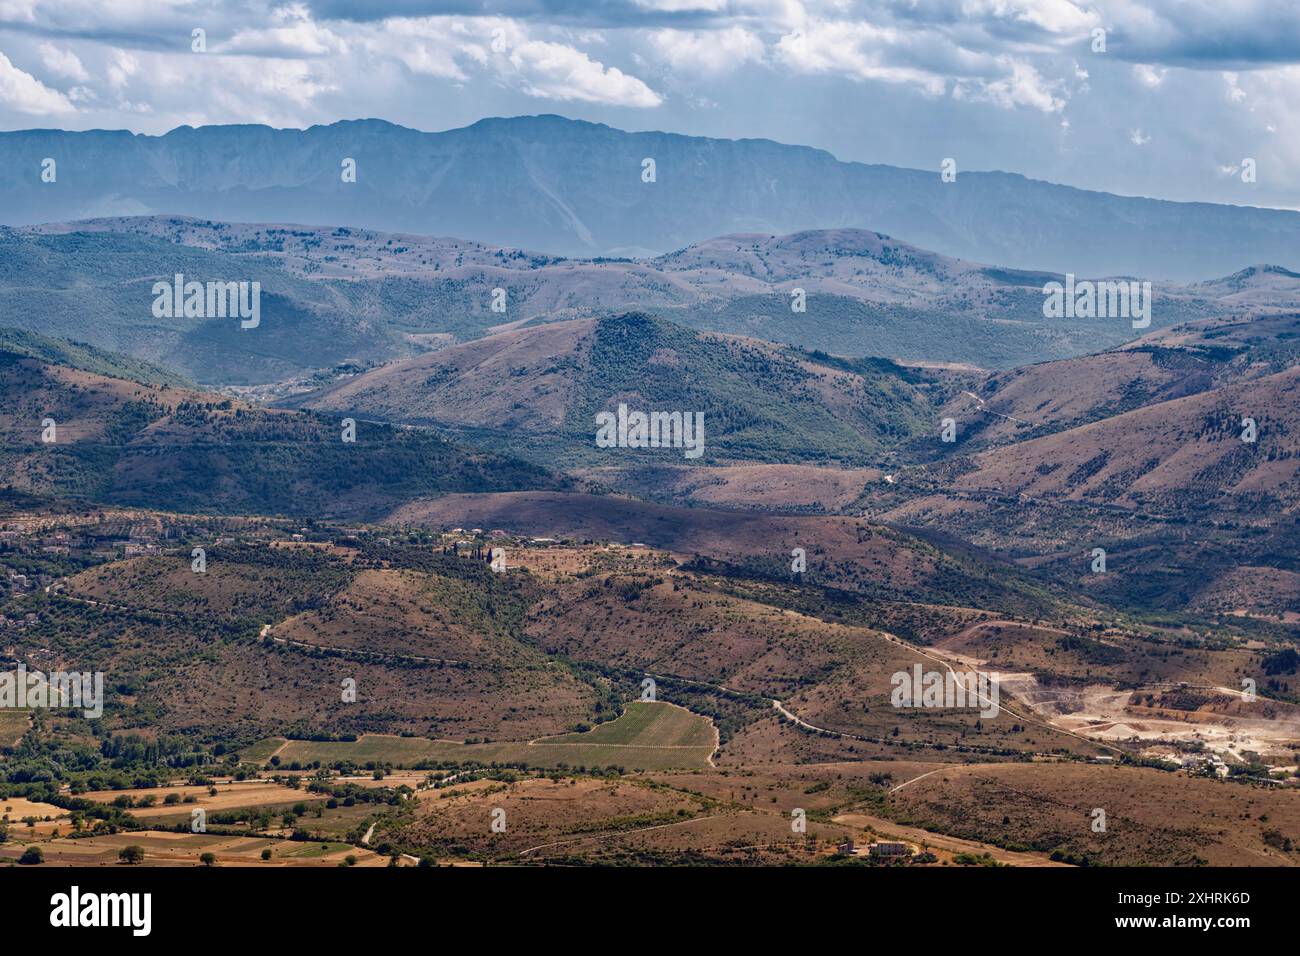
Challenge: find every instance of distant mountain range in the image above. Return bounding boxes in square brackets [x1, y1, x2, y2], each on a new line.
[8, 217, 1296, 384]
[3, 116, 1299, 279]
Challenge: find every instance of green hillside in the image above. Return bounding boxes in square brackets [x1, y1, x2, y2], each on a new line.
[567, 313, 935, 464]
[0, 230, 419, 385]
[0, 326, 191, 388]
[0, 352, 565, 519]
[665, 292, 1219, 369]
[299, 312, 940, 467]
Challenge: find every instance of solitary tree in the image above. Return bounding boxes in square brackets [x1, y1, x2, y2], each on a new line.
[18, 846, 43, 865]
[119, 845, 145, 865]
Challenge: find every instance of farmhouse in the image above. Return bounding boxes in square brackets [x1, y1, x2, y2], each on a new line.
[868, 842, 912, 858]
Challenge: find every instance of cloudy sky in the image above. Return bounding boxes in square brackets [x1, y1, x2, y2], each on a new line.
[1, 1, 1297, 209]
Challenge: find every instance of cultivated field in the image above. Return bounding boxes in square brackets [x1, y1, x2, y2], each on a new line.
[79, 780, 330, 821]
[0, 831, 387, 867]
[259, 702, 718, 772]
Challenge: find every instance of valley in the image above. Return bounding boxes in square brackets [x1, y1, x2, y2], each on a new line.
[1, 473, 1297, 866]
[0, 209, 1297, 871]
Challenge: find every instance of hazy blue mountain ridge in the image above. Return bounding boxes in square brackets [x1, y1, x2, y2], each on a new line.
[2, 116, 1297, 279]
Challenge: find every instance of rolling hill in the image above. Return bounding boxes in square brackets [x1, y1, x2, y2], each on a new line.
[0, 348, 563, 518]
[888, 309, 1300, 484]
[931, 310, 1300, 507]
[848, 312, 1300, 618]
[383, 489, 1064, 618]
[946, 364, 1300, 513]
[290, 312, 939, 466]
[0, 326, 191, 388]
[0, 226, 421, 385]
[6, 218, 1291, 382]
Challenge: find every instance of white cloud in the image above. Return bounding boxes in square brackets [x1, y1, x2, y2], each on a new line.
[216, 56, 336, 111]
[776, 21, 948, 96]
[223, 4, 347, 57]
[106, 49, 137, 89]
[1130, 128, 1151, 145]
[38, 42, 88, 81]
[0, 50, 75, 113]
[509, 40, 662, 107]
[775, 16, 1066, 110]
[1214, 65, 1300, 186]
[957, 59, 1065, 111]
[391, 40, 470, 80]
[645, 27, 764, 76]
[359, 19, 471, 80]
[0, 0, 36, 21]
[1133, 64, 1166, 87]
[349, 17, 661, 106]
[1223, 71, 1247, 102]
[130, 52, 337, 127]
[962, 0, 1099, 35]
[631, 0, 730, 12]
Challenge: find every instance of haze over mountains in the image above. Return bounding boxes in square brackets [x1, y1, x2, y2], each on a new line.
[8, 215, 1298, 384]
[3, 116, 1299, 280]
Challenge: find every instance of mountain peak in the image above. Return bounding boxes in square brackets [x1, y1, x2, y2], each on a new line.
[1240, 264, 1300, 279]
[1197, 263, 1300, 290]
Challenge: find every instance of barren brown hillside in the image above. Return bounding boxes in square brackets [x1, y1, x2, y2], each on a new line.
[300, 319, 591, 429]
[949, 364, 1300, 508]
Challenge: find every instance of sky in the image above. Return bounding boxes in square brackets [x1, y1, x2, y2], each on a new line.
[0, 1, 1297, 210]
